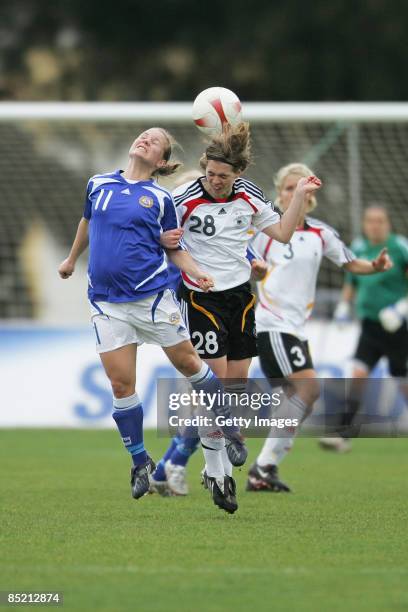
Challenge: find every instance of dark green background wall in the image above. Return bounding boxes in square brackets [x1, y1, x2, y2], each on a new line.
[0, 0, 406, 101]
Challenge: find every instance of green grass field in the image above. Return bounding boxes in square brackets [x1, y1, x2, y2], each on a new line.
[1, 430, 407, 612]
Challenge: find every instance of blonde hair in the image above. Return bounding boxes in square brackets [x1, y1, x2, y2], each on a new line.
[274, 162, 317, 212]
[151, 128, 183, 177]
[199, 122, 252, 173]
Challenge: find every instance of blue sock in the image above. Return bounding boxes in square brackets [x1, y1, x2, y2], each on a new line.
[188, 364, 239, 434]
[153, 436, 182, 481]
[171, 435, 200, 467]
[112, 393, 147, 466]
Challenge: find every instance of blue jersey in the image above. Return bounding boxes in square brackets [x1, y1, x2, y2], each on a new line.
[166, 261, 182, 292]
[84, 170, 183, 303]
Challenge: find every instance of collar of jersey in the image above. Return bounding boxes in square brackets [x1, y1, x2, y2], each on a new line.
[117, 170, 156, 185]
[366, 237, 390, 249]
[199, 177, 236, 203]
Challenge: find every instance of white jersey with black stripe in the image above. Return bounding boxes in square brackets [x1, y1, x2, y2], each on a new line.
[251, 216, 355, 340]
[173, 177, 280, 291]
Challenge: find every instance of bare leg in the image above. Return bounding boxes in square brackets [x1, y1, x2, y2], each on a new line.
[99, 344, 149, 475]
[99, 343, 137, 398]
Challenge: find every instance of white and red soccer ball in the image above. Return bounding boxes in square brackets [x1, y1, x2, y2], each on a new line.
[192, 87, 242, 135]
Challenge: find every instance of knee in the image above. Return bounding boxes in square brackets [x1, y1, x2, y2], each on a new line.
[352, 367, 369, 379]
[298, 380, 320, 411]
[175, 351, 202, 377]
[308, 381, 321, 406]
[110, 378, 135, 399]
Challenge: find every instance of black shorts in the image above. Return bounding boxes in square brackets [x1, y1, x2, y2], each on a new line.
[354, 318, 408, 377]
[179, 282, 257, 360]
[257, 331, 314, 379]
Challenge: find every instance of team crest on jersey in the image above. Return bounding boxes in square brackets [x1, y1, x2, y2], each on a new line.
[169, 312, 181, 325]
[235, 215, 248, 227]
[139, 195, 154, 208]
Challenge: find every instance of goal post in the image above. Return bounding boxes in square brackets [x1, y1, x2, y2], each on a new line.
[1, 101, 408, 121]
[0, 102, 407, 320]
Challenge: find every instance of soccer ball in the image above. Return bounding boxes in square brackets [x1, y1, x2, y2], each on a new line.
[192, 87, 242, 135]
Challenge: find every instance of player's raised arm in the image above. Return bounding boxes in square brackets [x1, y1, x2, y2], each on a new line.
[262, 176, 322, 243]
[343, 247, 393, 274]
[58, 217, 89, 279]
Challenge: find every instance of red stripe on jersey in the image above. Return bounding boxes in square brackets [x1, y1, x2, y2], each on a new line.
[210, 98, 228, 125]
[181, 191, 258, 225]
[259, 299, 284, 320]
[263, 237, 274, 260]
[182, 271, 201, 288]
[181, 198, 210, 225]
[237, 191, 259, 213]
[301, 226, 325, 246]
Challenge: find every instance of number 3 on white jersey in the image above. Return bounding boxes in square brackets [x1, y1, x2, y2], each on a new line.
[191, 331, 219, 355]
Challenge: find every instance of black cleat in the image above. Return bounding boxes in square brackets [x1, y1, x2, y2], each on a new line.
[225, 475, 238, 511]
[202, 470, 237, 508]
[246, 463, 291, 493]
[200, 468, 209, 489]
[130, 456, 156, 499]
[224, 433, 248, 467]
[207, 476, 238, 514]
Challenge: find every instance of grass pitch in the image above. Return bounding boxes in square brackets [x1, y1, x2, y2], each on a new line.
[1, 430, 407, 611]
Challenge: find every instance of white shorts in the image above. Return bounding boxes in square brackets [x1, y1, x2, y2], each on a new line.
[90, 289, 190, 353]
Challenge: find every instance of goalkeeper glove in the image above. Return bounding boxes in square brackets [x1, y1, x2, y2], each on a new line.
[333, 300, 352, 324]
[379, 297, 408, 333]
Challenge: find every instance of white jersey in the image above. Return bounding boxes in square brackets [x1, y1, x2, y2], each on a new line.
[251, 217, 355, 340]
[173, 177, 280, 291]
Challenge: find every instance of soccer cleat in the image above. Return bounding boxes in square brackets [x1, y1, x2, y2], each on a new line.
[207, 475, 238, 514]
[165, 460, 188, 496]
[200, 468, 209, 489]
[225, 475, 238, 511]
[246, 462, 291, 493]
[318, 437, 352, 453]
[148, 475, 172, 497]
[224, 432, 248, 467]
[130, 456, 156, 499]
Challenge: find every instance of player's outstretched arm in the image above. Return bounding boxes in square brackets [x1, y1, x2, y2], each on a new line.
[160, 228, 184, 249]
[58, 217, 89, 279]
[262, 176, 322, 243]
[343, 248, 393, 275]
[166, 249, 214, 292]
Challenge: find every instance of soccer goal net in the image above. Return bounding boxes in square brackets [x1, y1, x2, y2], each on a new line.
[0, 102, 407, 320]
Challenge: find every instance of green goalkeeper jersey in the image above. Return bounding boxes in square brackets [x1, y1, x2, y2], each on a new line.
[346, 233, 408, 322]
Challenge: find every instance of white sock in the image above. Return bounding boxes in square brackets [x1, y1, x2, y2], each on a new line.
[201, 435, 224, 478]
[221, 445, 233, 477]
[257, 394, 308, 467]
[257, 437, 294, 466]
[188, 362, 210, 383]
